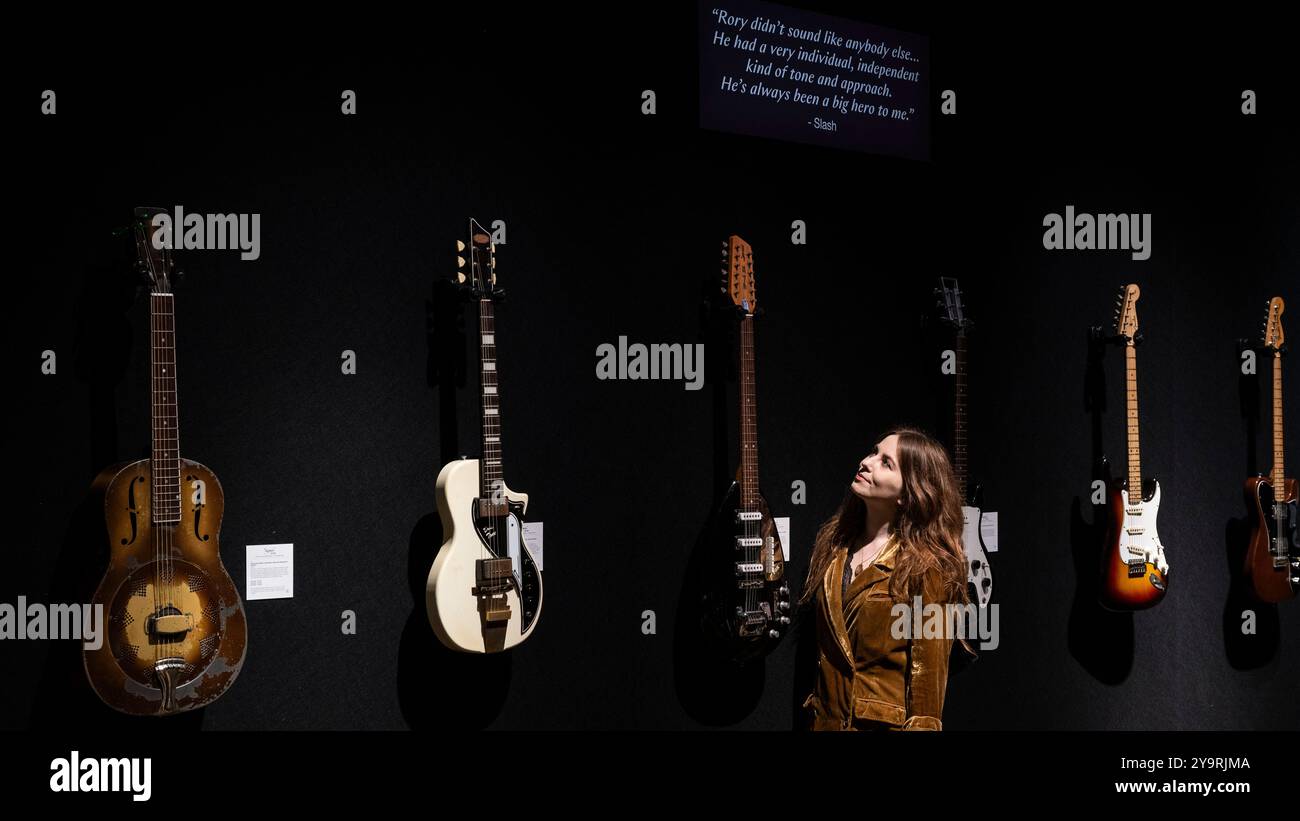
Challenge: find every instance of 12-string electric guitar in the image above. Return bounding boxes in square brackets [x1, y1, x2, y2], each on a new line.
[936, 277, 993, 607]
[1099, 283, 1170, 611]
[1244, 296, 1298, 603]
[83, 207, 247, 715]
[426, 219, 543, 653]
[699, 235, 791, 662]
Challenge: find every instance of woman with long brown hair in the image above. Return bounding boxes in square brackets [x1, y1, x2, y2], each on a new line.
[800, 425, 976, 730]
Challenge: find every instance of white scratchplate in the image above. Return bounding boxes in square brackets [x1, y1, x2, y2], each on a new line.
[961, 505, 993, 607]
[1118, 482, 1169, 576]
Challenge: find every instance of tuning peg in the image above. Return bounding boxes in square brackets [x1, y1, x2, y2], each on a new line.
[457, 240, 466, 252]
[457, 255, 466, 269]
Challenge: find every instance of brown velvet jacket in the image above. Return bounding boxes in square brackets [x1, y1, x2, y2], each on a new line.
[802, 537, 953, 731]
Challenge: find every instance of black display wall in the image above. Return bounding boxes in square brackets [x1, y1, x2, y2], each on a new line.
[5, 7, 1297, 732]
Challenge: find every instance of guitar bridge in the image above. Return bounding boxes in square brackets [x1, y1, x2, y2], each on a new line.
[1126, 558, 1147, 578]
[146, 608, 194, 639]
[473, 558, 515, 624]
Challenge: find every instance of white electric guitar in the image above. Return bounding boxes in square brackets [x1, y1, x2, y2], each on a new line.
[426, 219, 543, 652]
[936, 278, 993, 607]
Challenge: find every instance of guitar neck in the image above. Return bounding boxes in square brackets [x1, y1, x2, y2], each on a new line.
[739, 314, 759, 511]
[150, 292, 181, 525]
[953, 331, 968, 497]
[1125, 342, 1142, 493]
[479, 298, 503, 494]
[1272, 351, 1285, 487]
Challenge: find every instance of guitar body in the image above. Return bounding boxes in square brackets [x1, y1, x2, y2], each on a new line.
[1244, 476, 1299, 603]
[960, 504, 993, 607]
[1099, 478, 1169, 611]
[84, 458, 247, 716]
[699, 480, 791, 663]
[426, 457, 543, 653]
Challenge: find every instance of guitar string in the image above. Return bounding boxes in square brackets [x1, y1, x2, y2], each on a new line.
[166, 286, 179, 665]
[743, 310, 756, 626]
[156, 290, 173, 668]
[162, 291, 175, 665]
[478, 238, 500, 602]
[150, 288, 159, 674]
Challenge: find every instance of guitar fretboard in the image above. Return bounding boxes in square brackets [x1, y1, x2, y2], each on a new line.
[479, 298, 503, 495]
[1273, 351, 1285, 488]
[1125, 342, 1142, 495]
[151, 292, 181, 524]
[739, 314, 759, 511]
[953, 332, 968, 495]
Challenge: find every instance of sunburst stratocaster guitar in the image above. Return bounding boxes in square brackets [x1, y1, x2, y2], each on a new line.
[1099, 283, 1170, 610]
[1244, 296, 1298, 603]
[426, 219, 543, 653]
[699, 235, 791, 662]
[83, 207, 247, 715]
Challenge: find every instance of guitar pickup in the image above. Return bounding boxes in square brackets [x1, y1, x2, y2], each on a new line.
[477, 499, 510, 517]
[473, 557, 515, 596]
[736, 562, 764, 575]
[735, 537, 763, 549]
[735, 511, 762, 523]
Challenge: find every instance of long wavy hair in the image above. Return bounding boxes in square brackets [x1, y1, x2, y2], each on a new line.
[800, 425, 975, 657]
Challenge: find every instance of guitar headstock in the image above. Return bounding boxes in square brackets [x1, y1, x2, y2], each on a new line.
[935, 277, 972, 331]
[1261, 296, 1285, 352]
[455, 218, 498, 297]
[720, 235, 756, 315]
[132, 206, 175, 293]
[1112, 283, 1141, 343]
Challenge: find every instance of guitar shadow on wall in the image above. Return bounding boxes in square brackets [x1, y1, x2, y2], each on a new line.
[1066, 327, 1136, 685]
[1223, 339, 1281, 667]
[397, 277, 512, 730]
[672, 262, 777, 725]
[30, 234, 203, 730]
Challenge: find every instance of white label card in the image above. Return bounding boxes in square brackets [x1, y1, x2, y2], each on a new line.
[246, 543, 294, 600]
[522, 522, 543, 572]
[775, 517, 791, 561]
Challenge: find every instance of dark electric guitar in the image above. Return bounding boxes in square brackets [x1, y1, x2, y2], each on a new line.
[1098, 283, 1170, 611]
[83, 207, 248, 715]
[1244, 296, 1298, 603]
[699, 235, 791, 662]
[936, 277, 993, 607]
